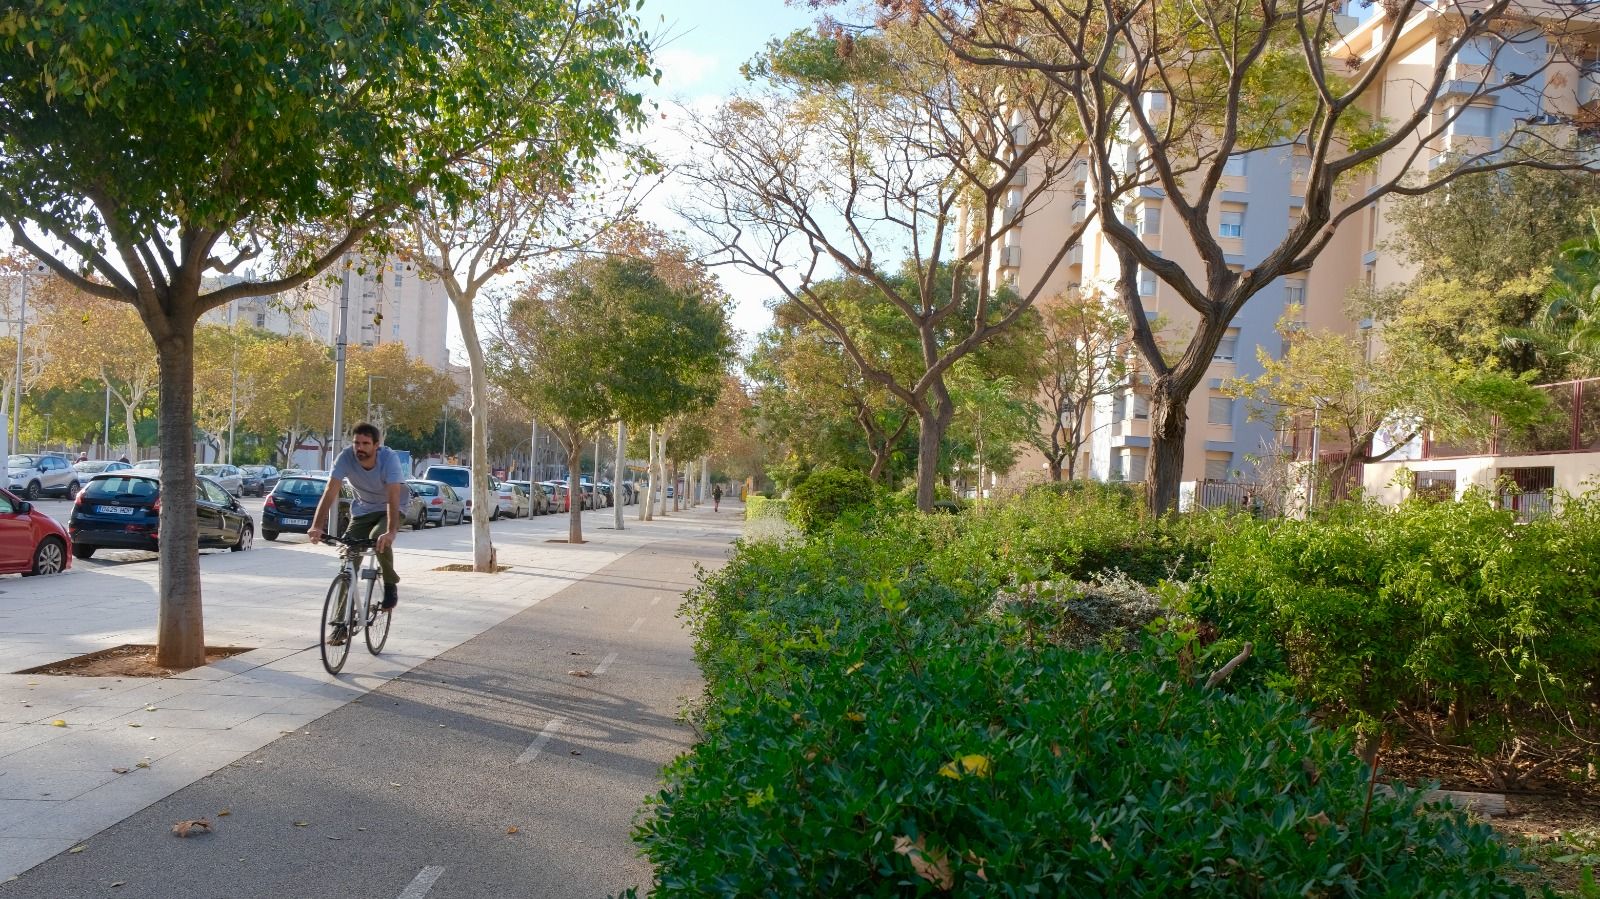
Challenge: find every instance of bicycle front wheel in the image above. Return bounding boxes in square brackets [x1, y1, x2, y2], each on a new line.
[320, 572, 353, 675]
[364, 563, 390, 655]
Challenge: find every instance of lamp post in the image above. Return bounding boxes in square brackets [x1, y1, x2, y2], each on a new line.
[225, 300, 238, 464]
[6, 264, 44, 457]
[102, 385, 111, 460]
[41, 413, 51, 451]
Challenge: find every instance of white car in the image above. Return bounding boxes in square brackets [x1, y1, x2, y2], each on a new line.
[195, 464, 244, 497]
[132, 459, 161, 472]
[7, 454, 78, 499]
[419, 464, 477, 519]
[72, 459, 132, 490]
[489, 478, 527, 519]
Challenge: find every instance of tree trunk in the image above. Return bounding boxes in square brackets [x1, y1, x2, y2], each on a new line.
[869, 450, 889, 483]
[154, 327, 204, 669]
[657, 427, 670, 517]
[121, 398, 140, 460]
[642, 426, 655, 522]
[912, 395, 953, 512]
[699, 455, 710, 508]
[567, 443, 584, 544]
[613, 421, 625, 531]
[453, 299, 495, 572]
[1146, 380, 1189, 515]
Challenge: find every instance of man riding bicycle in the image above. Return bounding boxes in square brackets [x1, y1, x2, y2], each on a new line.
[309, 422, 406, 642]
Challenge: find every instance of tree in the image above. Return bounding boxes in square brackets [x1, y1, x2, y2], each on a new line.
[946, 363, 1039, 499]
[238, 334, 333, 467]
[0, 0, 655, 665]
[1031, 295, 1134, 481]
[1516, 213, 1600, 378]
[682, 25, 1091, 511]
[37, 295, 159, 460]
[896, 0, 1600, 512]
[343, 343, 458, 441]
[489, 255, 730, 543]
[1226, 311, 1552, 498]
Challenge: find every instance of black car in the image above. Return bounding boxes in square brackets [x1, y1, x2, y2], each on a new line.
[69, 473, 255, 558]
[262, 476, 352, 541]
[239, 465, 280, 497]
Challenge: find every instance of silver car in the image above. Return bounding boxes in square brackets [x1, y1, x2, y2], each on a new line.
[195, 464, 244, 497]
[72, 459, 132, 490]
[7, 454, 78, 499]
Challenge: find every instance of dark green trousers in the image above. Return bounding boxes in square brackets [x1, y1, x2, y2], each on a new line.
[344, 510, 399, 587]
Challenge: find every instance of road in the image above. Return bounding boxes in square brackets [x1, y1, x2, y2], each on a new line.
[0, 496, 737, 897]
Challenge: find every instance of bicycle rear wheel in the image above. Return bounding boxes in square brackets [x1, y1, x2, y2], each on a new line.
[363, 557, 390, 655]
[320, 571, 353, 675]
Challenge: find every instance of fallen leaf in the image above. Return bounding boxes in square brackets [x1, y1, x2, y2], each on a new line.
[569, 749, 582, 756]
[111, 767, 129, 775]
[68, 845, 87, 854]
[144, 706, 157, 712]
[567, 669, 593, 678]
[938, 753, 992, 780]
[893, 835, 953, 890]
[110, 882, 125, 888]
[127, 723, 141, 728]
[50, 720, 67, 728]
[172, 819, 211, 838]
[844, 712, 865, 722]
[568, 651, 585, 656]
[135, 761, 150, 769]
[845, 661, 864, 675]
[293, 821, 309, 827]
[217, 809, 230, 817]
[505, 826, 519, 834]
[389, 782, 401, 788]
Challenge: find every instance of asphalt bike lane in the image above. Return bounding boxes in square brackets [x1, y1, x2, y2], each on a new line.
[0, 521, 734, 899]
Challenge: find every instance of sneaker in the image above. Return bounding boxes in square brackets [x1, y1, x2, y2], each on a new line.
[327, 624, 348, 646]
[382, 583, 398, 611]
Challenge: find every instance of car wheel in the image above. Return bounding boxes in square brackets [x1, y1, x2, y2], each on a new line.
[232, 525, 252, 552]
[25, 537, 66, 576]
[25, 480, 40, 500]
[263, 530, 279, 541]
[66, 481, 79, 499]
[72, 544, 95, 560]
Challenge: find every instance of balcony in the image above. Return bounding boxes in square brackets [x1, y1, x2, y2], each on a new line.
[1425, 377, 1600, 459]
[999, 245, 1022, 268]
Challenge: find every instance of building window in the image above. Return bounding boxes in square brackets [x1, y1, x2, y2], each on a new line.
[1222, 153, 1247, 177]
[1291, 153, 1310, 180]
[1126, 450, 1147, 482]
[392, 323, 400, 338]
[1214, 328, 1240, 362]
[1132, 392, 1149, 420]
[1138, 267, 1157, 297]
[1204, 451, 1233, 481]
[1208, 394, 1234, 425]
[1142, 202, 1161, 235]
[254, 312, 267, 328]
[1109, 452, 1124, 480]
[393, 272, 404, 290]
[1112, 390, 1126, 421]
[1451, 104, 1496, 137]
[1219, 203, 1245, 238]
[1285, 278, 1306, 306]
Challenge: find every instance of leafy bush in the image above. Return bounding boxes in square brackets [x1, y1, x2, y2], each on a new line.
[989, 570, 1174, 651]
[743, 495, 790, 522]
[787, 466, 877, 534]
[643, 509, 1533, 896]
[1189, 490, 1600, 747]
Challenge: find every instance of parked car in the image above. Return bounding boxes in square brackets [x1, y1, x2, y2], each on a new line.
[261, 475, 353, 541]
[195, 464, 244, 497]
[7, 453, 79, 499]
[419, 464, 478, 520]
[69, 473, 254, 558]
[400, 482, 428, 530]
[71, 459, 131, 491]
[505, 480, 547, 516]
[239, 465, 280, 496]
[131, 459, 161, 472]
[407, 479, 465, 526]
[488, 477, 526, 519]
[0, 487, 72, 575]
[540, 480, 575, 512]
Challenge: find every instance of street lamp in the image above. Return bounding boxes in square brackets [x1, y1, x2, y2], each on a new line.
[4, 263, 45, 458]
[366, 375, 386, 423]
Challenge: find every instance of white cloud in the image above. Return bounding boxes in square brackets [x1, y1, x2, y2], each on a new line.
[654, 48, 720, 91]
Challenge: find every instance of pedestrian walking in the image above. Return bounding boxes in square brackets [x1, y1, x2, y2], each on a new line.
[712, 483, 723, 512]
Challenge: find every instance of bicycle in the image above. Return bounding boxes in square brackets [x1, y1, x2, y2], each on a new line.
[317, 533, 392, 674]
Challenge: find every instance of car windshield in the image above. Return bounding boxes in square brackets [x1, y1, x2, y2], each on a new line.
[74, 461, 111, 472]
[408, 482, 438, 496]
[277, 478, 326, 497]
[7, 455, 39, 468]
[82, 476, 158, 501]
[426, 468, 469, 489]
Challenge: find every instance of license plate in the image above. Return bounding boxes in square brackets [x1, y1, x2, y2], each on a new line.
[97, 505, 135, 515]
[281, 517, 309, 526]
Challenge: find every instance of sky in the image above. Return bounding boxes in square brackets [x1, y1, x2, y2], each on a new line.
[441, 0, 820, 365]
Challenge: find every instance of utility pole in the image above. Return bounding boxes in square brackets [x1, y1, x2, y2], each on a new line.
[613, 421, 625, 530]
[441, 409, 449, 459]
[530, 419, 539, 482]
[226, 300, 238, 464]
[328, 257, 350, 531]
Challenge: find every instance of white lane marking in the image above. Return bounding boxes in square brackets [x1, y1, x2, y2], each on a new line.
[649, 596, 661, 607]
[628, 617, 645, 633]
[594, 651, 618, 674]
[397, 866, 446, 899]
[515, 717, 566, 764]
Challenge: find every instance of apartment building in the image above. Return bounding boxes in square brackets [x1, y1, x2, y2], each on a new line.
[202, 257, 450, 373]
[996, 0, 1595, 493]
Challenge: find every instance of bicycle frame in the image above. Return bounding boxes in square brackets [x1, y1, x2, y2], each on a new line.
[319, 534, 388, 674]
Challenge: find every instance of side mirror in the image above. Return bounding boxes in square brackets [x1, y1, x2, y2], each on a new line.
[16, 501, 31, 514]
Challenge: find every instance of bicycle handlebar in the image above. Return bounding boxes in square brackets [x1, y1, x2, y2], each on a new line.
[319, 534, 378, 551]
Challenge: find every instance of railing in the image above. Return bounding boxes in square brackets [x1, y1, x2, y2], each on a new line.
[1424, 376, 1600, 459]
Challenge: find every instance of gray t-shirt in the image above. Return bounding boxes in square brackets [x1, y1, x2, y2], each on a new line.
[331, 446, 405, 518]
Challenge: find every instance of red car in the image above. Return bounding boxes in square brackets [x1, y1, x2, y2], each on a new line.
[0, 487, 71, 576]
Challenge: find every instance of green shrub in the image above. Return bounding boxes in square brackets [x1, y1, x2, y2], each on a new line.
[743, 495, 790, 523]
[1189, 490, 1600, 747]
[641, 495, 1537, 896]
[787, 466, 877, 535]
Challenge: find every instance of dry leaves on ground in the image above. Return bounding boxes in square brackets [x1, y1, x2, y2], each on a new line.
[893, 835, 954, 890]
[171, 820, 211, 838]
[568, 669, 593, 677]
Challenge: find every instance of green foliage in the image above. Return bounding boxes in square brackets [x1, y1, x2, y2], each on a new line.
[639, 494, 1534, 897]
[1189, 492, 1600, 743]
[743, 495, 790, 523]
[786, 466, 877, 535]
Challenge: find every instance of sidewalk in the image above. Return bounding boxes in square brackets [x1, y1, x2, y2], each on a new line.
[0, 503, 740, 883]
